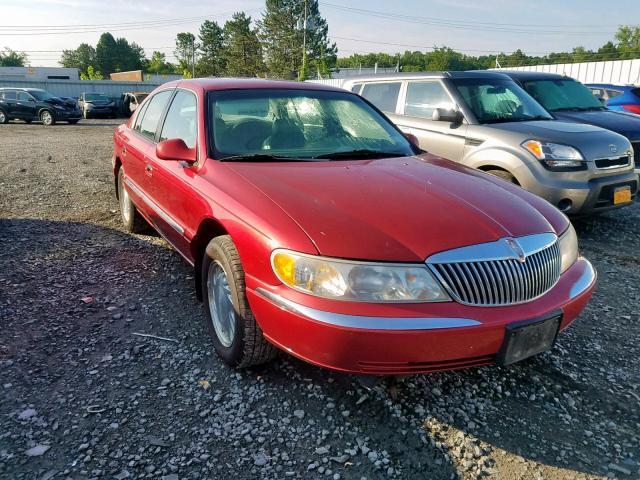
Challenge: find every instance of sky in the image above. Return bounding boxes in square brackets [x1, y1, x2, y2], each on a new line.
[1, 0, 638, 67]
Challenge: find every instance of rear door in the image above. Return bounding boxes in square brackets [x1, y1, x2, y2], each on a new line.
[0, 90, 18, 117]
[122, 89, 173, 223]
[396, 80, 467, 161]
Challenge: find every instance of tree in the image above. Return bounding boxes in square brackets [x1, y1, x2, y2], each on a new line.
[80, 65, 103, 80]
[147, 51, 174, 74]
[0, 48, 28, 67]
[615, 25, 640, 58]
[175, 32, 197, 78]
[95, 32, 118, 75]
[197, 20, 225, 77]
[60, 43, 96, 76]
[258, 0, 336, 80]
[222, 12, 265, 77]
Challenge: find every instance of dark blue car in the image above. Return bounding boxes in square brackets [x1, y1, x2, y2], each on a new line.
[586, 83, 640, 115]
[501, 71, 640, 173]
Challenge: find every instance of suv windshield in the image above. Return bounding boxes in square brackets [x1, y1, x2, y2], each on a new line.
[28, 90, 56, 101]
[208, 89, 415, 160]
[522, 79, 604, 112]
[85, 93, 109, 102]
[450, 78, 553, 124]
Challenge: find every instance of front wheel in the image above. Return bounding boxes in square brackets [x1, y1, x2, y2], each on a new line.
[201, 236, 277, 368]
[0, 110, 8, 124]
[40, 110, 55, 126]
[486, 169, 518, 185]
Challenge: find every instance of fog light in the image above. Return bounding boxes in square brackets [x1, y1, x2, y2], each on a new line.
[557, 198, 572, 213]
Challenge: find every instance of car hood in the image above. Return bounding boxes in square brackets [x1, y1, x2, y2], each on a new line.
[552, 110, 640, 142]
[225, 154, 563, 262]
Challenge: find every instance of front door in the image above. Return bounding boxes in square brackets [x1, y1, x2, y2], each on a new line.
[15, 91, 37, 119]
[393, 80, 467, 162]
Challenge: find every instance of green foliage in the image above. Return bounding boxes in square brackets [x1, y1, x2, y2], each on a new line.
[147, 51, 174, 74]
[175, 32, 197, 77]
[222, 12, 265, 77]
[0, 48, 28, 67]
[197, 20, 225, 77]
[60, 43, 96, 76]
[79, 65, 103, 80]
[93, 32, 144, 76]
[257, 0, 336, 80]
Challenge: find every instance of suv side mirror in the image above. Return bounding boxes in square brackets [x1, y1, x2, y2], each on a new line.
[156, 139, 196, 163]
[432, 108, 463, 124]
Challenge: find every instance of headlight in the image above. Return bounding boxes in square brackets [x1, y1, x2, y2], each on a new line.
[522, 140, 586, 170]
[558, 223, 578, 273]
[271, 250, 450, 303]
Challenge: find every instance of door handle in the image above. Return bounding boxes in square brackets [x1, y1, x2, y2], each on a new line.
[145, 164, 153, 176]
[122, 146, 127, 155]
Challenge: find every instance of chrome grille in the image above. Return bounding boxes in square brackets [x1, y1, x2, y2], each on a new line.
[428, 236, 561, 306]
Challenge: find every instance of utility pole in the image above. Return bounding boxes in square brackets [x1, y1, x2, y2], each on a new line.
[301, 0, 308, 81]
[192, 37, 196, 78]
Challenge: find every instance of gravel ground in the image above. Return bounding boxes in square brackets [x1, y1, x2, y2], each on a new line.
[0, 119, 639, 480]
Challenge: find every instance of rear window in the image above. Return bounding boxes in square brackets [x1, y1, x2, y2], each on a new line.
[360, 82, 401, 113]
[1, 90, 16, 100]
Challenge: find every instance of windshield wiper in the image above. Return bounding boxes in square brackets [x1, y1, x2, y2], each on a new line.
[219, 153, 306, 162]
[313, 149, 407, 160]
[551, 107, 588, 112]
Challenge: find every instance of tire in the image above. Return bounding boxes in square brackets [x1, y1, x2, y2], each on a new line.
[39, 110, 55, 126]
[68, 119, 79, 124]
[486, 169, 518, 184]
[201, 235, 277, 368]
[0, 109, 8, 124]
[117, 168, 148, 233]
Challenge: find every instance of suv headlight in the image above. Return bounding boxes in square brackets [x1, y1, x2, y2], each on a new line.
[271, 250, 450, 303]
[522, 140, 586, 170]
[558, 223, 578, 273]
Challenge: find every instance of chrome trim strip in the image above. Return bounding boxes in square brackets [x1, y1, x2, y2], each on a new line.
[124, 177, 184, 235]
[426, 233, 557, 264]
[569, 259, 596, 300]
[254, 288, 481, 331]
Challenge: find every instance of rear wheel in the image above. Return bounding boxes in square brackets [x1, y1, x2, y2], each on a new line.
[40, 110, 55, 126]
[0, 110, 8, 124]
[117, 168, 148, 233]
[201, 235, 277, 368]
[486, 169, 518, 185]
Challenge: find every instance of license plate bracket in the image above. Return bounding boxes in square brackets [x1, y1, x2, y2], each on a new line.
[497, 313, 562, 366]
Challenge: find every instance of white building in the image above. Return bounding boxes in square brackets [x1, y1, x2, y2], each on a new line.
[0, 66, 80, 81]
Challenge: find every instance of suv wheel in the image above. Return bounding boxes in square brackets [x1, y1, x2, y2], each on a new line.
[0, 110, 7, 124]
[201, 235, 277, 368]
[486, 169, 518, 184]
[40, 110, 55, 126]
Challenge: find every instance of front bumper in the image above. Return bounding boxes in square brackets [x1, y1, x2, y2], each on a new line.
[55, 109, 82, 120]
[248, 258, 596, 375]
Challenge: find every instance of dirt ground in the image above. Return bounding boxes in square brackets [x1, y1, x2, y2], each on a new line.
[0, 119, 638, 480]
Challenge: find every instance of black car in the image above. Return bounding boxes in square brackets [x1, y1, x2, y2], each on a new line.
[77, 92, 118, 119]
[0, 88, 82, 126]
[500, 71, 640, 172]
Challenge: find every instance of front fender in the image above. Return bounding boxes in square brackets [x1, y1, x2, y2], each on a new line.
[464, 146, 533, 186]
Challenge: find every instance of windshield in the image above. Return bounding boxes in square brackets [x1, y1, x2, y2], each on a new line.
[85, 93, 109, 102]
[522, 79, 604, 112]
[29, 90, 56, 101]
[207, 89, 415, 160]
[450, 78, 553, 124]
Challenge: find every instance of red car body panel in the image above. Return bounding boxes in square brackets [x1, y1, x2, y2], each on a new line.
[112, 78, 596, 375]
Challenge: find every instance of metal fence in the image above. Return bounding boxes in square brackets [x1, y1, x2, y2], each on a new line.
[493, 59, 640, 85]
[0, 79, 167, 98]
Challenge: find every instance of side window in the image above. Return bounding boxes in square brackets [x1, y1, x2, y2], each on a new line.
[350, 83, 362, 94]
[404, 81, 454, 118]
[133, 101, 149, 131]
[606, 89, 623, 99]
[17, 91, 32, 101]
[138, 90, 172, 140]
[1, 91, 16, 100]
[160, 90, 197, 149]
[360, 82, 401, 113]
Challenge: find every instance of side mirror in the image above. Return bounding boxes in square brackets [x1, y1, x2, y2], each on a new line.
[403, 132, 419, 146]
[156, 138, 196, 163]
[432, 108, 463, 124]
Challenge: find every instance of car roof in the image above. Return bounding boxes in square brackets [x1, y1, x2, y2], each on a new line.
[586, 83, 636, 90]
[160, 77, 346, 93]
[493, 70, 575, 81]
[341, 70, 512, 83]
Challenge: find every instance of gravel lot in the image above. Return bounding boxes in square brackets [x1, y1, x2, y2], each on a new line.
[1, 119, 639, 480]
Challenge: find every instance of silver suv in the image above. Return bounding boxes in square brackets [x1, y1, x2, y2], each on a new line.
[343, 72, 637, 215]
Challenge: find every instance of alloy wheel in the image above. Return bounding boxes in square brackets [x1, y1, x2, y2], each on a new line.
[120, 178, 132, 222]
[41, 111, 53, 126]
[0, 111, 6, 123]
[207, 261, 236, 348]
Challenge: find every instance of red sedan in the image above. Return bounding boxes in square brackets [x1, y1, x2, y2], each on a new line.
[112, 78, 596, 375]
